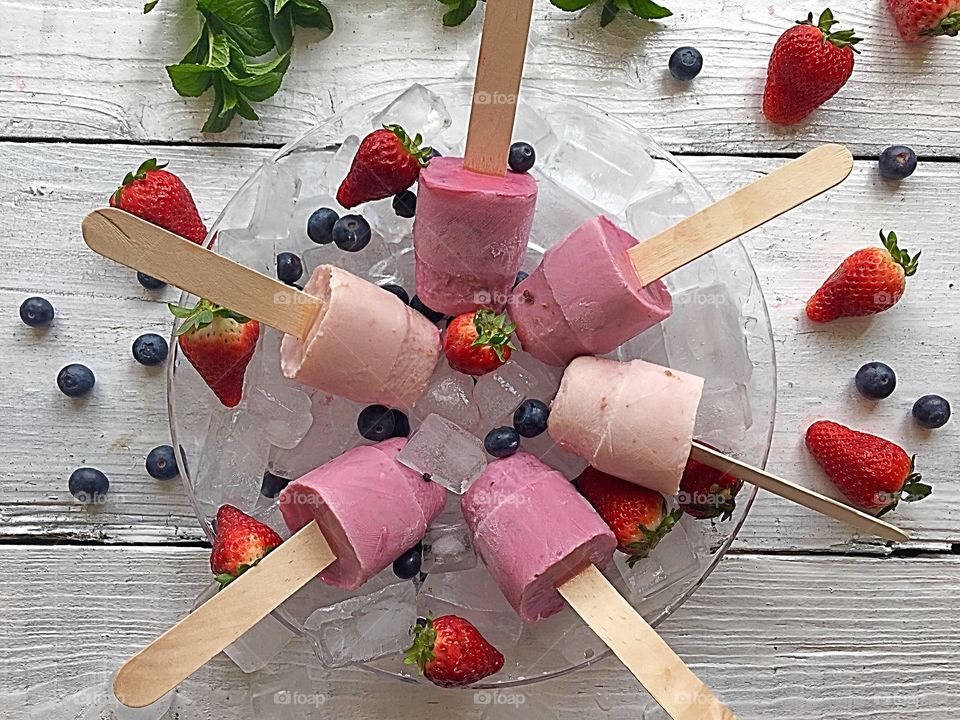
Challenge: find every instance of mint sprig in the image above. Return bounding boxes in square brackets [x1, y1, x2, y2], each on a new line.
[437, 0, 671, 27]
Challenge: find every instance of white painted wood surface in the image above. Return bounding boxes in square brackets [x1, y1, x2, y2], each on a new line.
[1, 1, 959, 716]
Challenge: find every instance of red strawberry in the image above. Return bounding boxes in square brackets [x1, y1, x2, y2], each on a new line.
[210, 504, 284, 588]
[170, 300, 260, 408]
[576, 467, 681, 566]
[336, 125, 432, 209]
[678, 447, 743, 521]
[404, 615, 504, 688]
[110, 159, 207, 244]
[763, 9, 862, 125]
[443, 308, 516, 377]
[805, 420, 931, 515]
[888, 0, 960, 41]
[806, 230, 920, 322]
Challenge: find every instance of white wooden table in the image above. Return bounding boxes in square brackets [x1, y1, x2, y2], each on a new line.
[1, 1, 958, 717]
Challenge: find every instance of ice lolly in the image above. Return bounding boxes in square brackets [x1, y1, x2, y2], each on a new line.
[280, 438, 446, 590]
[509, 216, 672, 366]
[461, 452, 617, 622]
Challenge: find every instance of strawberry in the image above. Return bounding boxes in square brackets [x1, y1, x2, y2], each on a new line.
[170, 300, 260, 408]
[336, 125, 432, 209]
[576, 467, 681, 566]
[110, 158, 207, 244]
[404, 615, 504, 688]
[806, 230, 920, 322]
[763, 9, 862, 125]
[210, 504, 284, 588]
[678, 448, 743, 521]
[443, 308, 516, 377]
[888, 0, 960, 41]
[805, 420, 931, 515]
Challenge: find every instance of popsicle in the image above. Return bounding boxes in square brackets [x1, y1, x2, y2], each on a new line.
[549, 356, 910, 542]
[412, 0, 539, 315]
[279, 438, 446, 590]
[81, 208, 441, 408]
[510, 144, 856, 366]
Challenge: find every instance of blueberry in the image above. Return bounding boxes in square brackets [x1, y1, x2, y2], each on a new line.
[513, 271, 529, 288]
[484, 426, 520, 458]
[393, 545, 423, 580]
[332, 215, 372, 252]
[513, 399, 550, 438]
[855, 362, 897, 400]
[261, 471, 291, 498]
[276, 252, 304, 285]
[393, 191, 417, 219]
[57, 364, 95, 397]
[132, 333, 169, 366]
[391, 409, 411, 438]
[381, 283, 410, 305]
[145, 445, 179, 480]
[358, 404, 396, 441]
[879, 146, 918, 181]
[410, 295, 445, 324]
[669, 47, 703, 81]
[69, 467, 109, 504]
[307, 207, 339, 244]
[137, 272, 167, 290]
[508, 142, 536, 173]
[912, 395, 951, 429]
[19, 297, 55, 327]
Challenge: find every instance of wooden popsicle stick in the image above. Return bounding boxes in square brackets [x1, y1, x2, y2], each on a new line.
[559, 564, 737, 720]
[463, 0, 536, 176]
[81, 207, 321, 340]
[630, 144, 855, 286]
[114, 522, 336, 708]
[690, 442, 909, 543]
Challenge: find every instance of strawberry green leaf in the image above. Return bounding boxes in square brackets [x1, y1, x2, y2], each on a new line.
[922, 11, 960, 37]
[144, 0, 160, 12]
[403, 615, 437, 673]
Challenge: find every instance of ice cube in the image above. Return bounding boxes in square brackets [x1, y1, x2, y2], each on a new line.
[303, 581, 417, 667]
[321, 135, 360, 198]
[422, 522, 477, 574]
[250, 159, 302, 241]
[522, 610, 607, 668]
[695, 382, 754, 444]
[290, 194, 341, 251]
[526, 172, 605, 259]
[249, 665, 321, 720]
[268, 392, 364, 480]
[614, 517, 706, 603]
[362, 196, 415, 245]
[397, 414, 487, 495]
[625, 180, 698, 242]
[194, 409, 271, 515]
[513, 100, 559, 163]
[413, 365, 481, 433]
[520, 431, 588, 481]
[216, 227, 277, 277]
[247, 384, 314, 450]
[371, 84, 452, 140]
[472, 362, 530, 426]
[301, 225, 397, 284]
[613, 322, 670, 368]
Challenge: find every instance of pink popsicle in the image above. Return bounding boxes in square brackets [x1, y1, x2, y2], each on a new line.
[413, 157, 538, 315]
[461, 452, 617, 623]
[509, 216, 672, 367]
[279, 439, 446, 590]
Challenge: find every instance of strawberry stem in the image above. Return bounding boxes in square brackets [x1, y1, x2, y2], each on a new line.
[403, 615, 437, 674]
[879, 229, 921, 278]
[798, 8, 862, 53]
[383, 124, 434, 168]
[471, 309, 517, 363]
[921, 11, 960, 37]
[169, 298, 251, 337]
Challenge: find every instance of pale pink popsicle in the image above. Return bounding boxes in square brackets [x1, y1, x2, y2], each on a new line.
[548, 357, 704, 496]
[461, 452, 617, 623]
[413, 157, 538, 315]
[509, 216, 672, 367]
[280, 265, 441, 408]
[279, 439, 446, 590]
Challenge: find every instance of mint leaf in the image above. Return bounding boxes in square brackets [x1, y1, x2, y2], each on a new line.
[235, 94, 260, 121]
[144, 0, 159, 12]
[438, 0, 478, 27]
[600, 0, 619, 25]
[167, 63, 215, 97]
[625, 0, 672, 20]
[269, 6, 295, 53]
[274, 0, 292, 12]
[550, 0, 594, 10]
[198, 0, 275, 57]
[202, 77, 237, 133]
[291, 0, 332, 32]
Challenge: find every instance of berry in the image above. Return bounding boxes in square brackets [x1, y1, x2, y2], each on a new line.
[668, 47, 703, 81]
[411, 295, 446, 324]
[337, 125, 433, 208]
[69, 468, 109, 504]
[57, 364, 95, 397]
[405, 615, 505, 688]
[912, 395, 951, 429]
[888, 0, 960, 41]
[19, 296, 55, 327]
[110, 158, 207, 243]
[879, 146, 918, 181]
[393, 191, 417, 218]
[391, 409, 411, 439]
[444, 309, 516, 376]
[210, 504, 284, 587]
[393, 545, 423, 579]
[513, 271, 529, 288]
[132, 333, 169, 366]
[146, 445, 179, 480]
[332, 215, 372, 252]
[678, 450, 742, 521]
[381, 283, 410, 305]
[357, 404, 397, 441]
[855, 362, 897, 400]
[307, 207, 339, 244]
[513, 399, 550, 438]
[137, 272, 167, 290]
[276, 252, 304, 285]
[261, 471, 291, 498]
[484, 427, 520, 458]
[508, 142, 536, 173]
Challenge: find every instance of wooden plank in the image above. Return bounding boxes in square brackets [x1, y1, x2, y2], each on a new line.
[0, 547, 957, 718]
[1, 1, 958, 155]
